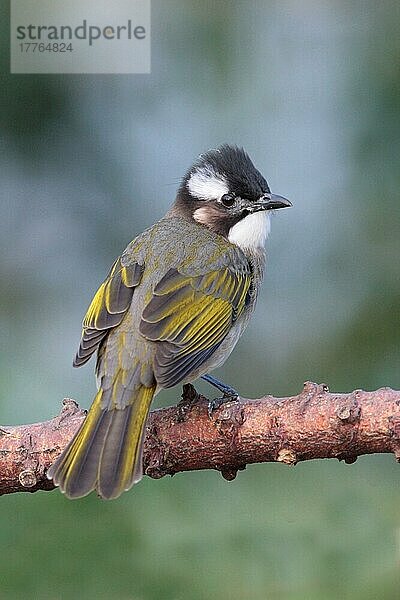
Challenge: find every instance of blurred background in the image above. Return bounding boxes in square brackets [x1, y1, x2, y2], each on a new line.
[1, 1, 400, 598]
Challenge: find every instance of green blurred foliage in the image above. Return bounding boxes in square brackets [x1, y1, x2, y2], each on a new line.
[1, 2, 399, 599]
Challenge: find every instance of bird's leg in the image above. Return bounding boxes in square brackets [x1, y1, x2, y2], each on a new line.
[201, 374, 240, 417]
[201, 373, 239, 397]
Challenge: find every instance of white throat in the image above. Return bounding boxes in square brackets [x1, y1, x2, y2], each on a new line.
[228, 211, 270, 252]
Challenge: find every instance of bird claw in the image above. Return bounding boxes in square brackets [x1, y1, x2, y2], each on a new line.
[177, 384, 200, 422]
[207, 392, 240, 418]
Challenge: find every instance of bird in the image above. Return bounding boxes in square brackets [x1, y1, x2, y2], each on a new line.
[47, 144, 291, 500]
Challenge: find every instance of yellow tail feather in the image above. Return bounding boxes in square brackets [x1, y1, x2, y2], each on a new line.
[47, 385, 155, 500]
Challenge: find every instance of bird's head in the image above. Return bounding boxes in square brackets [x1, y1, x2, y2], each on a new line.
[173, 145, 291, 253]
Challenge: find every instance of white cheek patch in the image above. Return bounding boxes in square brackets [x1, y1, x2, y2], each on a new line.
[187, 166, 229, 201]
[228, 211, 270, 252]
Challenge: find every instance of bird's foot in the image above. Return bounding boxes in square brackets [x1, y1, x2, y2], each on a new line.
[200, 373, 240, 418]
[207, 390, 240, 418]
[177, 383, 200, 423]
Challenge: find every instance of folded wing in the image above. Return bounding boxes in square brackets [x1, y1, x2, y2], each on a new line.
[139, 266, 251, 387]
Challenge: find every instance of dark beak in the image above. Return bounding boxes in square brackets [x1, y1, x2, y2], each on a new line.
[255, 193, 292, 211]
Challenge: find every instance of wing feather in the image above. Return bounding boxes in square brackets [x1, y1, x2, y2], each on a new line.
[73, 258, 143, 368]
[139, 265, 251, 388]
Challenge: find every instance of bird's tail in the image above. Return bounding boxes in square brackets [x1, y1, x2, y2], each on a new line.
[47, 383, 156, 500]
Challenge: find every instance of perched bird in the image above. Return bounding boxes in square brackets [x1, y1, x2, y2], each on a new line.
[47, 145, 291, 499]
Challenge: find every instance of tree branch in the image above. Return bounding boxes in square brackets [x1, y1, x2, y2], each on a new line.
[1, 382, 399, 496]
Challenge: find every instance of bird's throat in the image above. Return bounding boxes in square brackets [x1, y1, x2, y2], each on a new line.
[228, 211, 270, 253]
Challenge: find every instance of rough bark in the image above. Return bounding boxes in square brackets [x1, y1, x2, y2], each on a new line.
[1, 382, 399, 496]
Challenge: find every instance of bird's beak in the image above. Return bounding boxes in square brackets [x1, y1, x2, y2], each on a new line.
[254, 193, 292, 211]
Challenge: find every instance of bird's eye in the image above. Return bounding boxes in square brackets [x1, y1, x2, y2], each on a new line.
[220, 193, 235, 207]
